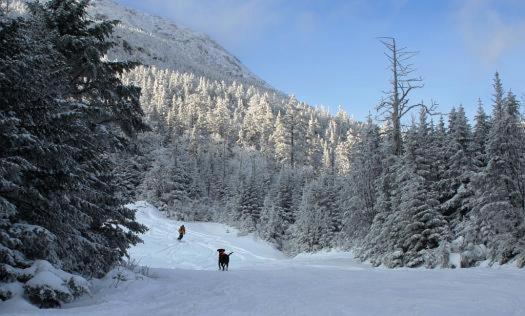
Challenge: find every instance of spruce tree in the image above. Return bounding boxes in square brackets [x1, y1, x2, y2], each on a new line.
[1, 0, 147, 285]
[470, 75, 525, 264]
[236, 174, 263, 232]
[341, 116, 382, 241]
[471, 100, 491, 170]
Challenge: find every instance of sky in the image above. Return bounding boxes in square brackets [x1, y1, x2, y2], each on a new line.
[116, 0, 525, 121]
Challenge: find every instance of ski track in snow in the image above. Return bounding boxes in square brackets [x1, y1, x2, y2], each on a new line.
[2, 201, 524, 316]
[124, 202, 285, 271]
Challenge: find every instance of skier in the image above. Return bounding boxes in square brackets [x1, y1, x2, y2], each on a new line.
[177, 225, 186, 240]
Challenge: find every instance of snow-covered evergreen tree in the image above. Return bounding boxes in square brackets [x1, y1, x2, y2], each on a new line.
[469, 78, 525, 264]
[340, 116, 382, 241]
[471, 100, 491, 170]
[440, 106, 473, 231]
[1, 0, 147, 305]
[234, 168, 263, 232]
[396, 166, 451, 268]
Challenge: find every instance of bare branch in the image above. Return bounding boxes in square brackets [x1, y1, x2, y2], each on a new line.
[375, 37, 438, 155]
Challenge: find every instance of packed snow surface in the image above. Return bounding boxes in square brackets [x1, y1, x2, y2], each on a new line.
[2, 202, 524, 316]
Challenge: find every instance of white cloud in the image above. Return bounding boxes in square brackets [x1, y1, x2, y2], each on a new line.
[458, 0, 525, 65]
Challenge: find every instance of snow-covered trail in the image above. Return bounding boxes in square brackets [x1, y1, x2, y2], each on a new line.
[126, 201, 286, 271]
[3, 202, 525, 316]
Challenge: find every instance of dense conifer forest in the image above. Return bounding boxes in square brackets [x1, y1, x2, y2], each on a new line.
[121, 65, 525, 268]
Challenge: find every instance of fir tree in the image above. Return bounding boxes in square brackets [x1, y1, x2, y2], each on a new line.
[470, 75, 525, 264]
[1, 0, 147, 287]
[341, 116, 382, 240]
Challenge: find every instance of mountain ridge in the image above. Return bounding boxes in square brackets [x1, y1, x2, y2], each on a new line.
[88, 0, 272, 90]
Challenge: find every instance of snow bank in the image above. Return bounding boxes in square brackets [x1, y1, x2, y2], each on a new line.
[0, 260, 91, 308]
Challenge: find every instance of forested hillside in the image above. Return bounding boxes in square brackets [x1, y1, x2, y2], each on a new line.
[120, 65, 525, 268]
[118, 66, 358, 252]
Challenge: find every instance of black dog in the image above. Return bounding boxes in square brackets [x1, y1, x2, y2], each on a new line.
[217, 249, 233, 271]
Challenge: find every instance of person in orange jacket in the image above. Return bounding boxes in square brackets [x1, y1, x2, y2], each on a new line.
[177, 225, 186, 240]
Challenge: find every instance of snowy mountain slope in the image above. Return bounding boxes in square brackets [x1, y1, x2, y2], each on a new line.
[3, 202, 524, 316]
[9, 0, 270, 88]
[88, 0, 271, 89]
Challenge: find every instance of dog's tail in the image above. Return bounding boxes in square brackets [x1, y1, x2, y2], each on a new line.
[228, 252, 234, 256]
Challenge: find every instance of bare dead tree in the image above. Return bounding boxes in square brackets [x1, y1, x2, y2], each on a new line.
[376, 37, 436, 156]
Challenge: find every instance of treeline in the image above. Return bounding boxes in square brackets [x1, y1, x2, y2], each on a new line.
[123, 65, 525, 268]
[0, 0, 146, 305]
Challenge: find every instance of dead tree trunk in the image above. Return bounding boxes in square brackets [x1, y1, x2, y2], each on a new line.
[376, 37, 435, 156]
